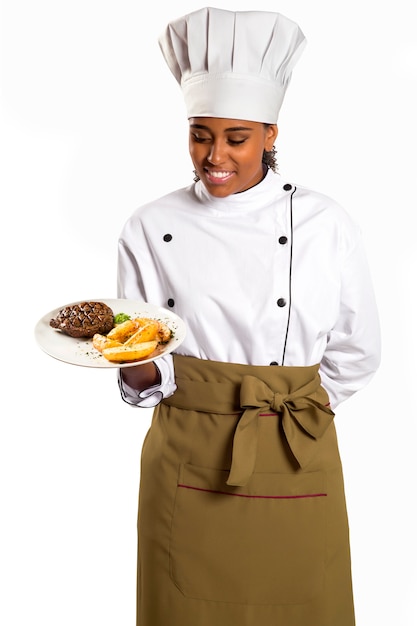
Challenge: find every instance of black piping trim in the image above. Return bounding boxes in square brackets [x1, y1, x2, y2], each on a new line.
[281, 186, 295, 365]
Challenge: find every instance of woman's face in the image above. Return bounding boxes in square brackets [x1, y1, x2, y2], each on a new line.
[189, 117, 278, 197]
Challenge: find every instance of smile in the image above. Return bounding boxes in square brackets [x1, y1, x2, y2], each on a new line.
[205, 169, 235, 183]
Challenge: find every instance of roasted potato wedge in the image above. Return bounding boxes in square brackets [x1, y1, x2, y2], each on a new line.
[124, 320, 160, 346]
[92, 333, 123, 353]
[157, 320, 173, 343]
[102, 340, 159, 363]
[106, 318, 142, 342]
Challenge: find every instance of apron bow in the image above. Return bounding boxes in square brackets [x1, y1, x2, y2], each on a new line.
[227, 374, 335, 486]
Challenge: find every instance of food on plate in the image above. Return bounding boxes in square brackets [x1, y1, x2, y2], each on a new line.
[50, 301, 114, 338]
[92, 334, 123, 353]
[92, 316, 174, 363]
[157, 320, 173, 343]
[49, 298, 175, 363]
[113, 312, 131, 324]
[106, 318, 143, 342]
[124, 319, 160, 345]
[106, 317, 173, 344]
[101, 341, 159, 363]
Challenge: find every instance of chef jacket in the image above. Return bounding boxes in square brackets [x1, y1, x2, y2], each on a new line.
[117, 169, 381, 409]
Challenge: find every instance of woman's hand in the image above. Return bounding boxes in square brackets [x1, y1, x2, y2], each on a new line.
[120, 362, 161, 392]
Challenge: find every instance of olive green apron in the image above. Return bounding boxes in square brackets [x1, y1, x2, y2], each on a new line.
[137, 355, 355, 625]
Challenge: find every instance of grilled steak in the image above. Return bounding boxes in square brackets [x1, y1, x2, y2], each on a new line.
[50, 301, 114, 338]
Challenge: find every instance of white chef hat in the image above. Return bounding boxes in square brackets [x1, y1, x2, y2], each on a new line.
[158, 6, 306, 123]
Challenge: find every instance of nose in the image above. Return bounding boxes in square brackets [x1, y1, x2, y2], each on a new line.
[207, 139, 226, 165]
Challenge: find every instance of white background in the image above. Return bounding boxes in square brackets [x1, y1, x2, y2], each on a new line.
[1, 0, 416, 624]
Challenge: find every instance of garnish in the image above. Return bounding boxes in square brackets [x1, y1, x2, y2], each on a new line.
[114, 312, 131, 324]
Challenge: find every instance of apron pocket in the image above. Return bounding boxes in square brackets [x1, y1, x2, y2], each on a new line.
[169, 463, 327, 605]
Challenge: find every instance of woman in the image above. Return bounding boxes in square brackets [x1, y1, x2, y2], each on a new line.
[117, 8, 381, 626]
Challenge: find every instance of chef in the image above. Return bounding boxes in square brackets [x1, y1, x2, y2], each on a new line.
[117, 7, 381, 626]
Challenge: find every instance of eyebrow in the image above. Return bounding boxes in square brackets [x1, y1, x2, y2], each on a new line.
[190, 124, 254, 132]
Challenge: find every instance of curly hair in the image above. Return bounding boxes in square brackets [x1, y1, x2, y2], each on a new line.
[262, 122, 278, 172]
[262, 145, 278, 173]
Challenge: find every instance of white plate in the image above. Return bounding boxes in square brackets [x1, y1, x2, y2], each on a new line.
[34, 298, 186, 368]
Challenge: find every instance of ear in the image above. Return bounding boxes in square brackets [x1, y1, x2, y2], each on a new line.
[265, 124, 278, 151]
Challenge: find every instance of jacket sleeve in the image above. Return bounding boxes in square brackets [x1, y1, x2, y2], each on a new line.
[319, 234, 381, 409]
[116, 233, 177, 407]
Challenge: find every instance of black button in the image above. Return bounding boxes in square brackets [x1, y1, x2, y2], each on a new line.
[277, 298, 286, 307]
[270, 361, 279, 366]
[167, 298, 175, 307]
[283, 183, 292, 191]
[163, 234, 172, 242]
[278, 236, 288, 245]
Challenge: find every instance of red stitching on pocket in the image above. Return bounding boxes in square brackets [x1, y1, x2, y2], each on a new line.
[178, 484, 327, 499]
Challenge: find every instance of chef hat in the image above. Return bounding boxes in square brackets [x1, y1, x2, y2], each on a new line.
[158, 6, 306, 123]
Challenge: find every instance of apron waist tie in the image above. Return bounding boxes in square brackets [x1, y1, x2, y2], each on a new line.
[228, 374, 334, 486]
[163, 360, 335, 487]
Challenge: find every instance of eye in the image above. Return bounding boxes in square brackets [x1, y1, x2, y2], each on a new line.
[191, 133, 211, 143]
[227, 138, 246, 146]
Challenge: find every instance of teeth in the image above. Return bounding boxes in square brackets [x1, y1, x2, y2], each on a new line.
[209, 171, 231, 178]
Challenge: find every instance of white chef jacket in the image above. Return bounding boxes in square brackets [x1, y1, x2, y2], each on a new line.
[117, 169, 381, 409]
